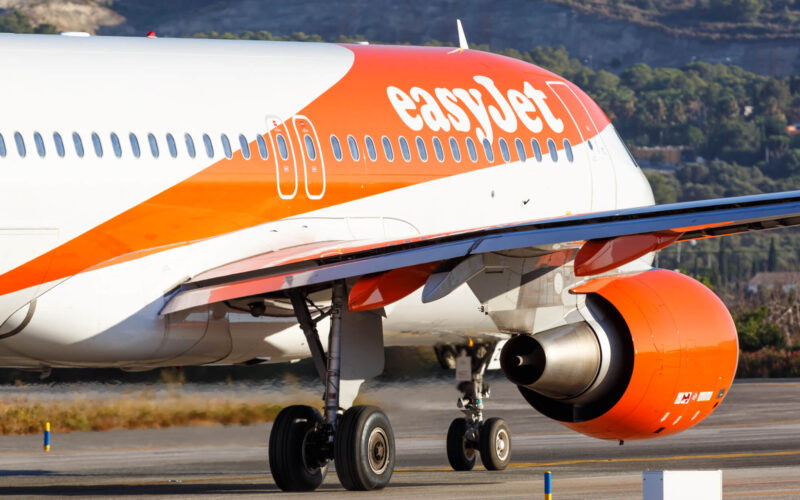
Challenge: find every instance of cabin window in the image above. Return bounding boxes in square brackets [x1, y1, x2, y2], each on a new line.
[203, 134, 214, 158]
[498, 138, 511, 163]
[465, 137, 478, 162]
[399, 136, 411, 161]
[531, 139, 542, 162]
[415, 136, 428, 162]
[481, 138, 494, 162]
[256, 135, 268, 160]
[110, 133, 122, 158]
[130, 133, 141, 158]
[235, 134, 248, 160]
[547, 138, 558, 162]
[73, 132, 84, 158]
[304, 135, 317, 161]
[381, 136, 394, 162]
[330, 135, 342, 160]
[14, 132, 25, 157]
[148, 133, 159, 158]
[33, 132, 45, 157]
[0, 134, 6, 157]
[515, 138, 526, 162]
[91, 132, 103, 157]
[449, 137, 461, 162]
[365, 135, 377, 161]
[53, 132, 64, 158]
[164, 133, 177, 158]
[432, 137, 444, 162]
[221, 134, 232, 159]
[185, 133, 196, 158]
[276, 133, 289, 160]
[347, 135, 360, 161]
[564, 139, 574, 163]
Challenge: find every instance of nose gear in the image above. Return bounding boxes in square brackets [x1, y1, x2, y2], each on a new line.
[438, 342, 512, 471]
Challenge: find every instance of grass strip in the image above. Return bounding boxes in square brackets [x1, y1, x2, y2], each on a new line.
[0, 393, 297, 435]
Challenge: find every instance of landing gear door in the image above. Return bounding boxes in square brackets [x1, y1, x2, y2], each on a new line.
[292, 116, 326, 200]
[266, 116, 298, 200]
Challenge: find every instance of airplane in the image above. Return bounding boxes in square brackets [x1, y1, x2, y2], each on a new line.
[0, 25, 799, 492]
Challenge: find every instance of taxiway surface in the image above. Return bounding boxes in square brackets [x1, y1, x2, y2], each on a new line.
[2, 378, 800, 498]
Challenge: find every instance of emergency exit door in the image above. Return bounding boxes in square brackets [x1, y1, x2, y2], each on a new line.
[266, 116, 298, 200]
[292, 115, 326, 200]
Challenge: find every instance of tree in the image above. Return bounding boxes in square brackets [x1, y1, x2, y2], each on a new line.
[34, 23, 57, 35]
[645, 172, 681, 204]
[718, 238, 728, 283]
[0, 10, 57, 34]
[685, 126, 706, 149]
[735, 306, 784, 352]
[775, 149, 800, 177]
[768, 237, 778, 272]
[620, 63, 653, 91]
[0, 11, 35, 33]
[708, 0, 763, 21]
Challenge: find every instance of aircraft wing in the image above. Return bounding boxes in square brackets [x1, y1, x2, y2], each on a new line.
[161, 190, 800, 315]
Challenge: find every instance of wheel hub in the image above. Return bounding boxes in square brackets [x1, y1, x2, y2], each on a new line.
[367, 427, 390, 475]
[495, 428, 510, 461]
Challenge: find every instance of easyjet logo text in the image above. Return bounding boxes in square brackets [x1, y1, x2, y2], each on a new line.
[387, 76, 564, 144]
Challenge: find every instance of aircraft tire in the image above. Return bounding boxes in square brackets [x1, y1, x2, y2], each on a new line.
[268, 405, 327, 491]
[446, 417, 477, 471]
[479, 417, 511, 470]
[334, 405, 395, 490]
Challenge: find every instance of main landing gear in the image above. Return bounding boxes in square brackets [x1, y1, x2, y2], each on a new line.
[269, 282, 395, 491]
[437, 343, 512, 471]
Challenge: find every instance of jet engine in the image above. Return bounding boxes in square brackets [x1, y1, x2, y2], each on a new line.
[500, 269, 738, 441]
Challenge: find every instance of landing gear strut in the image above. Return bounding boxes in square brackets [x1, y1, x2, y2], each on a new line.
[269, 281, 395, 491]
[439, 343, 511, 471]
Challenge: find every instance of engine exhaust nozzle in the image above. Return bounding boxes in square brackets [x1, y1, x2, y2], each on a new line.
[500, 323, 601, 400]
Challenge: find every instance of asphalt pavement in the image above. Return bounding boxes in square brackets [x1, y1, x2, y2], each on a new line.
[1, 378, 800, 498]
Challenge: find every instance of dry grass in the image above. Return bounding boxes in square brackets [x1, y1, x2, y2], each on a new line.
[0, 391, 295, 436]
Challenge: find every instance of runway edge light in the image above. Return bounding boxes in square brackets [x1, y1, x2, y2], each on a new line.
[544, 470, 552, 500]
[43, 422, 50, 452]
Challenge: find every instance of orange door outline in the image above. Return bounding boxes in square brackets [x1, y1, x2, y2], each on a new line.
[292, 115, 326, 200]
[266, 115, 298, 200]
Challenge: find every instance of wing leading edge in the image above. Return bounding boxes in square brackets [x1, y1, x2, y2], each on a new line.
[161, 190, 800, 316]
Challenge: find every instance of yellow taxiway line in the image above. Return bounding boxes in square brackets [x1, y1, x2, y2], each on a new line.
[725, 490, 800, 498]
[394, 449, 800, 473]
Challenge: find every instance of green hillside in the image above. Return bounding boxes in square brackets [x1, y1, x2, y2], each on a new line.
[551, 0, 800, 38]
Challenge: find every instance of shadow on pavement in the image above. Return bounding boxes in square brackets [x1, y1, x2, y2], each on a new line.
[0, 480, 499, 496]
[0, 470, 59, 477]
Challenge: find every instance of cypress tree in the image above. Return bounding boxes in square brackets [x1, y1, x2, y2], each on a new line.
[768, 238, 778, 272]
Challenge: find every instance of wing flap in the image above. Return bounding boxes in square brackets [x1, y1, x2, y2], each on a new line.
[161, 190, 800, 316]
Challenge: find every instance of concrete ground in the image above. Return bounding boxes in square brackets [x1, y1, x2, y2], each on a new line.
[1, 378, 800, 498]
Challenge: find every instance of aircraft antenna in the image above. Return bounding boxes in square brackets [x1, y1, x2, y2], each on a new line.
[457, 19, 468, 51]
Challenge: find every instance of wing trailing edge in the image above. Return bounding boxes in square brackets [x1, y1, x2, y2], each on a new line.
[160, 190, 800, 316]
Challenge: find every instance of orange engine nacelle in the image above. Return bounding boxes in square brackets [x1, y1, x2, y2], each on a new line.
[500, 269, 738, 441]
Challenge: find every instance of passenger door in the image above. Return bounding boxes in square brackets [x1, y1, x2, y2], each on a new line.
[292, 115, 326, 200]
[266, 116, 298, 200]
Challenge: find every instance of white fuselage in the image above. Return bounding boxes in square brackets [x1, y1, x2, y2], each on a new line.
[0, 34, 654, 369]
